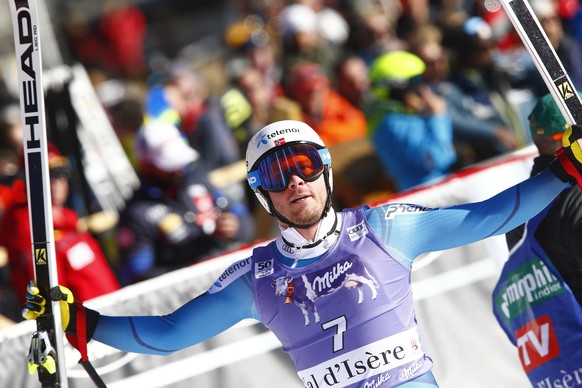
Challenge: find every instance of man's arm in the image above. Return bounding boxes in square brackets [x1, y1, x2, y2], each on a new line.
[92, 275, 257, 354]
[367, 168, 567, 260]
[24, 270, 258, 356]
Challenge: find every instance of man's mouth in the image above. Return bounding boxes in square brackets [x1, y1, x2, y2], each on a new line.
[291, 195, 309, 204]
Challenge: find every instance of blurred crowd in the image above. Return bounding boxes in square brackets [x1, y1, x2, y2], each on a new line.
[0, 0, 581, 325]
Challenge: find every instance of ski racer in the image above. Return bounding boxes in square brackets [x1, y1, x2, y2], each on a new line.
[23, 119, 582, 387]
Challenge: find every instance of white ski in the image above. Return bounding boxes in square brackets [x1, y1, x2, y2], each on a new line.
[8, 0, 68, 386]
[43, 64, 140, 215]
[68, 64, 140, 212]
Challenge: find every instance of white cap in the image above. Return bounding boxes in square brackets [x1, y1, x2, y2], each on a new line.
[136, 120, 198, 172]
[279, 4, 318, 36]
[318, 8, 349, 45]
[530, 0, 557, 19]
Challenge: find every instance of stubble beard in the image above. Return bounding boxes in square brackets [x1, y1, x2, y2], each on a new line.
[282, 197, 325, 227]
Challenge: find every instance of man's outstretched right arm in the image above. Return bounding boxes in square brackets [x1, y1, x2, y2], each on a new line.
[24, 273, 258, 356]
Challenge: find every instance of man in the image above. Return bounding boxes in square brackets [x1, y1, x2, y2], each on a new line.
[409, 24, 519, 163]
[24, 119, 582, 387]
[115, 120, 254, 285]
[365, 50, 457, 191]
[493, 93, 582, 385]
[530, 0, 582, 91]
[0, 144, 120, 305]
[144, 63, 242, 172]
[287, 61, 368, 147]
[334, 54, 370, 109]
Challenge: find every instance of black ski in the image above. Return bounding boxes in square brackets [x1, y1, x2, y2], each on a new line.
[498, 0, 582, 125]
[8, 0, 68, 387]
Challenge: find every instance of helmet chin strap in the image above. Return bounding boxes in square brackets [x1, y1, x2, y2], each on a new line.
[266, 168, 333, 229]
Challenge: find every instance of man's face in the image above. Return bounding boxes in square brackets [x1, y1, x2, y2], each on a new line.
[268, 173, 327, 227]
[296, 84, 327, 116]
[50, 170, 69, 208]
[540, 14, 563, 49]
[141, 162, 185, 190]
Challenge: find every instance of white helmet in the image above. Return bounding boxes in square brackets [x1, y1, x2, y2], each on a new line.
[246, 120, 333, 226]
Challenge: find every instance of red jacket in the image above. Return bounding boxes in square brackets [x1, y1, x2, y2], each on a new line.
[302, 90, 367, 147]
[0, 203, 120, 304]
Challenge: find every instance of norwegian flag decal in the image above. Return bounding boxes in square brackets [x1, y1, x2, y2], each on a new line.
[274, 138, 286, 146]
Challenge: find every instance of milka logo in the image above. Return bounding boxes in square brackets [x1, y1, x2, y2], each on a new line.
[495, 258, 563, 321]
[400, 360, 422, 380]
[256, 127, 301, 148]
[312, 262, 353, 293]
[272, 255, 379, 325]
[363, 373, 391, 388]
[385, 204, 432, 220]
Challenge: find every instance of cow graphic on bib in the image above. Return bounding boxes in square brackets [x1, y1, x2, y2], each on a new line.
[272, 254, 379, 325]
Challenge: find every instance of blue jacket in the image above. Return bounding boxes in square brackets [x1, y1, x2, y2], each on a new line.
[367, 100, 456, 191]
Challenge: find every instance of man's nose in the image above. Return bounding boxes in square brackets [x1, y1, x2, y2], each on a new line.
[287, 173, 306, 189]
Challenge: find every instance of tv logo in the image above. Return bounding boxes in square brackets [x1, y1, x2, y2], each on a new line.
[515, 316, 559, 372]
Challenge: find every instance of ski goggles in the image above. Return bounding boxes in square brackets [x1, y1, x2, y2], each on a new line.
[248, 143, 331, 192]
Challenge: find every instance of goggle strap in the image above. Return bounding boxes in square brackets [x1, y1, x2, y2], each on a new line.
[318, 148, 332, 166]
[247, 170, 261, 189]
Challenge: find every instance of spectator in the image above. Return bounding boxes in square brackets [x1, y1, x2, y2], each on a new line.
[0, 142, 19, 322]
[286, 61, 368, 147]
[0, 103, 24, 162]
[98, 0, 147, 79]
[0, 144, 120, 306]
[230, 64, 302, 155]
[0, 148, 19, 220]
[334, 54, 371, 109]
[224, 14, 285, 101]
[144, 63, 241, 172]
[277, 3, 342, 84]
[364, 50, 457, 191]
[62, 8, 107, 75]
[63, 1, 147, 80]
[299, 0, 351, 49]
[443, 17, 533, 145]
[104, 94, 145, 170]
[494, 92, 582, 385]
[344, 0, 406, 64]
[0, 103, 26, 216]
[116, 121, 254, 285]
[395, 0, 432, 43]
[242, 37, 284, 101]
[409, 23, 519, 163]
[531, 0, 582, 90]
